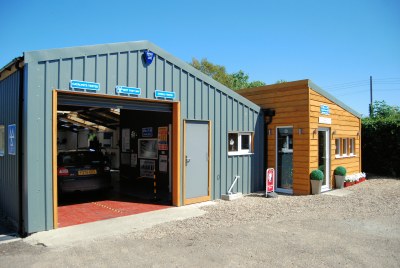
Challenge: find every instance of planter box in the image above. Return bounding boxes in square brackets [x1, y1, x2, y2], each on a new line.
[311, 180, 322, 195]
[344, 181, 354, 187]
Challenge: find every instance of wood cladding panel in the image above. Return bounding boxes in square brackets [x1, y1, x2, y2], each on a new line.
[241, 82, 361, 195]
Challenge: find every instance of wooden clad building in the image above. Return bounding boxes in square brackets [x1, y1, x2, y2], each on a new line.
[238, 79, 362, 195]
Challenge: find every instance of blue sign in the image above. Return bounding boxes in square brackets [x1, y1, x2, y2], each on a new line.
[70, 80, 100, 91]
[143, 50, 155, 65]
[155, 90, 176, 99]
[142, 127, 153, 138]
[116, 86, 141, 95]
[320, 105, 330, 115]
[8, 124, 16, 155]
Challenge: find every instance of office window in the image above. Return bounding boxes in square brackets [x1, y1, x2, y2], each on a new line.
[335, 138, 341, 156]
[350, 138, 355, 155]
[342, 138, 348, 156]
[228, 132, 252, 155]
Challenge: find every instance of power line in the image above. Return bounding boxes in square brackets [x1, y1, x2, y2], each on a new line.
[334, 89, 369, 97]
[323, 78, 400, 92]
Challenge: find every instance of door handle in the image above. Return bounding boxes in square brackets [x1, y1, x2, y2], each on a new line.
[185, 155, 191, 166]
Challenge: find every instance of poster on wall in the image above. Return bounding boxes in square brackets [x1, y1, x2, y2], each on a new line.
[158, 127, 168, 150]
[142, 127, 153, 138]
[159, 155, 168, 173]
[138, 139, 158, 159]
[122, 128, 130, 152]
[140, 159, 155, 178]
[131, 154, 137, 167]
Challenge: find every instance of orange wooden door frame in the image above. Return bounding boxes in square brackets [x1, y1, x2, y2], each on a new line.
[182, 120, 212, 205]
[52, 90, 182, 228]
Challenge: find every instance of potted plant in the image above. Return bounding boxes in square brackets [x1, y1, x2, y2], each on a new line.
[334, 166, 347, 189]
[310, 169, 324, 194]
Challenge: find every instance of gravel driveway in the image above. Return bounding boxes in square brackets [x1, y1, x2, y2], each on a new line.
[1, 177, 399, 267]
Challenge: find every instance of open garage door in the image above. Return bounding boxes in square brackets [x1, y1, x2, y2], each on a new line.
[53, 91, 178, 228]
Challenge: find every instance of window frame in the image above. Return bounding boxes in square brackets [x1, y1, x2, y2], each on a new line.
[349, 138, 355, 156]
[342, 138, 348, 156]
[228, 132, 253, 156]
[335, 138, 341, 157]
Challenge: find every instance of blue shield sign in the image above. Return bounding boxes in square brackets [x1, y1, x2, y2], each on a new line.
[143, 50, 155, 65]
[8, 124, 16, 155]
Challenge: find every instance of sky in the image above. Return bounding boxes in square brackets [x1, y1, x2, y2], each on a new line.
[1, 0, 399, 117]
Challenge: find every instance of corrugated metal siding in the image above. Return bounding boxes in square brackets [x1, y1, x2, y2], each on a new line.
[0, 71, 20, 230]
[23, 41, 263, 232]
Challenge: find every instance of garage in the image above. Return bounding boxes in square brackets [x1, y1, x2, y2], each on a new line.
[0, 41, 264, 235]
[56, 92, 174, 227]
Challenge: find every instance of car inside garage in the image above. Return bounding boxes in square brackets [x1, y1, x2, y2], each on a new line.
[56, 93, 173, 227]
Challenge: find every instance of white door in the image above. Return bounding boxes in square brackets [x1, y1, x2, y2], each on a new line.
[318, 128, 330, 191]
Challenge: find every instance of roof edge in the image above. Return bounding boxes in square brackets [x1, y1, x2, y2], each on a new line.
[308, 80, 362, 118]
[0, 57, 24, 82]
[24, 40, 261, 112]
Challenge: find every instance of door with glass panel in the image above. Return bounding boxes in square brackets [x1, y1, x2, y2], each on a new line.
[276, 127, 293, 193]
[318, 128, 330, 191]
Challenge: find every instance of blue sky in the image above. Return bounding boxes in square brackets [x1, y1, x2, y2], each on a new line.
[1, 0, 399, 116]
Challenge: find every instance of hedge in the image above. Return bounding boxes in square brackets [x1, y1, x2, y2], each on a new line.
[362, 117, 400, 176]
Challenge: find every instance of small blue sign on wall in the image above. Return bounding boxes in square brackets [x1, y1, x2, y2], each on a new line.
[143, 50, 155, 65]
[70, 80, 100, 91]
[142, 127, 153, 138]
[155, 90, 176, 99]
[116, 86, 141, 95]
[320, 105, 330, 115]
[8, 124, 16, 155]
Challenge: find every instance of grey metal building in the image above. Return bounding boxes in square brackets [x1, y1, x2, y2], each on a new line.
[0, 41, 264, 234]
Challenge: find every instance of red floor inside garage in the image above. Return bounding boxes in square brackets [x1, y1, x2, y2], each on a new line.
[58, 200, 169, 228]
[57, 172, 171, 228]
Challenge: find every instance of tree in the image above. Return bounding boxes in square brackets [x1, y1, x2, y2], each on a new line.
[275, 79, 287, 84]
[370, 100, 400, 120]
[189, 58, 266, 90]
[190, 58, 232, 88]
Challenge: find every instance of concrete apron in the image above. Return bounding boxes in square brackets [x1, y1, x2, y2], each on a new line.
[24, 202, 214, 248]
[322, 188, 353, 197]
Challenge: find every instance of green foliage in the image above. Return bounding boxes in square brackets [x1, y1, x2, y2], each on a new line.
[275, 79, 287, 84]
[310, 169, 324, 181]
[189, 58, 266, 90]
[362, 101, 400, 176]
[369, 100, 400, 120]
[334, 166, 347, 176]
[318, 165, 325, 174]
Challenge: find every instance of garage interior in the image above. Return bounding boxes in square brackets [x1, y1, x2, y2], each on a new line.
[56, 96, 173, 227]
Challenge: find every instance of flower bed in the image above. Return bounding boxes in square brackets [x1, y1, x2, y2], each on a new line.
[344, 172, 367, 187]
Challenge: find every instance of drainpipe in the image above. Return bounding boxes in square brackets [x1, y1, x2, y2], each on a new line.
[263, 109, 275, 185]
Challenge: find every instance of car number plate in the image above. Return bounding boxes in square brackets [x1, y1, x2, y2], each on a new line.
[78, 169, 97, 176]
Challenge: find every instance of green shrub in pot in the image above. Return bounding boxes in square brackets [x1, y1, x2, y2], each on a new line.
[334, 166, 347, 189]
[334, 166, 347, 176]
[310, 169, 323, 194]
[310, 169, 324, 181]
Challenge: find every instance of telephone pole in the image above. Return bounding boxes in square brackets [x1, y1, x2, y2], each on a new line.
[369, 76, 373, 117]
